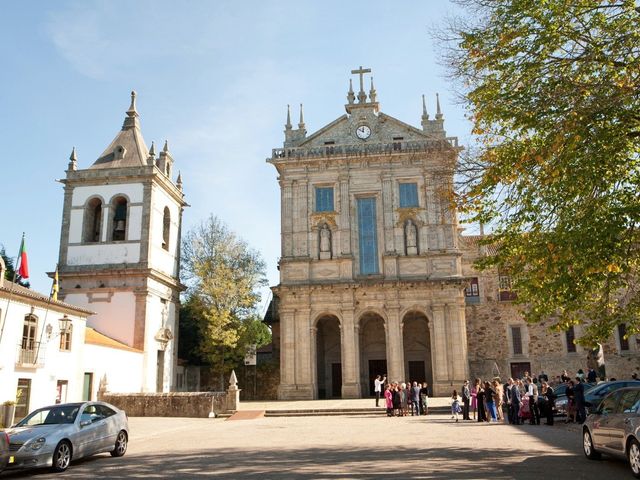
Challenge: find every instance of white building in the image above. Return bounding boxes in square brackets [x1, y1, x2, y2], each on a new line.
[55, 91, 187, 393]
[0, 257, 91, 422]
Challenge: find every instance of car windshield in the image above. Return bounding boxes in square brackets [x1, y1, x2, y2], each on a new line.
[16, 405, 80, 426]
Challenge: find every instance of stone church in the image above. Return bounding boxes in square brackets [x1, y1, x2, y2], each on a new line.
[266, 67, 640, 400]
[55, 92, 186, 393]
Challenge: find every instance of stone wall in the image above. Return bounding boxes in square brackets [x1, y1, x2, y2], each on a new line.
[99, 392, 230, 417]
[461, 236, 640, 383]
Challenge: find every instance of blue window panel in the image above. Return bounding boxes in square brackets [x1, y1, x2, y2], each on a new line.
[315, 187, 334, 212]
[357, 197, 379, 275]
[399, 183, 419, 208]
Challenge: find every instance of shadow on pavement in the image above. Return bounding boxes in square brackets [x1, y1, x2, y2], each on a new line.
[0, 443, 629, 479]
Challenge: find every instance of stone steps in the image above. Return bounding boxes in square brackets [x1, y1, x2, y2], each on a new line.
[264, 406, 450, 417]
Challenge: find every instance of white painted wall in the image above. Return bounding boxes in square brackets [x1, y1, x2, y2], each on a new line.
[71, 184, 144, 207]
[68, 209, 84, 243]
[83, 344, 144, 397]
[148, 186, 181, 277]
[0, 296, 87, 420]
[67, 243, 141, 265]
[63, 291, 136, 347]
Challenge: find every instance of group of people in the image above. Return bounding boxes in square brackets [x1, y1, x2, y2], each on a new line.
[374, 375, 431, 417]
[451, 370, 590, 425]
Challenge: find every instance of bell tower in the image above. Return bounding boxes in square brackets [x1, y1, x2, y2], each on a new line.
[56, 91, 187, 392]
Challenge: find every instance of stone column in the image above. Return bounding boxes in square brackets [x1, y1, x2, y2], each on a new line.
[340, 308, 360, 398]
[295, 308, 312, 389]
[386, 308, 404, 382]
[281, 179, 294, 257]
[309, 326, 318, 399]
[447, 302, 469, 381]
[431, 303, 449, 395]
[381, 174, 395, 254]
[339, 174, 351, 256]
[293, 180, 309, 257]
[277, 308, 295, 398]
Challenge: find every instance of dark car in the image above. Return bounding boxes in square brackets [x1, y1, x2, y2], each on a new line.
[553, 382, 596, 416]
[585, 381, 640, 414]
[583, 386, 640, 477]
[0, 430, 9, 473]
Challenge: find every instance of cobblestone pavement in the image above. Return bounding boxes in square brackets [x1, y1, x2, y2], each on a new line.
[1, 413, 630, 479]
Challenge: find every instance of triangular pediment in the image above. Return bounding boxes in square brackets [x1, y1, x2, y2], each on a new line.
[298, 110, 433, 148]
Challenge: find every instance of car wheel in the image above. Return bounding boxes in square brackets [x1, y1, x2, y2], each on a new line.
[110, 430, 128, 457]
[628, 438, 640, 478]
[51, 441, 72, 472]
[583, 429, 600, 460]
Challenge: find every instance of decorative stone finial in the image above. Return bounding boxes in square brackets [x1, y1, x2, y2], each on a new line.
[436, 93, 443, 120]
[176, 171, 183, 190]
[229, 370, 238, 390]
[298, 103, 305, 129]
[285, 104, 292, 130]
[163, 140, 169, 153]
[347, 79, 355, 104]
[127, 91, 138, 118]
[369, 77, 377, 103]
[122, 90, 140, 130]
[68, 147, 77, 171]
[422, 94, 429, 120]
[149, 141, 156, 157]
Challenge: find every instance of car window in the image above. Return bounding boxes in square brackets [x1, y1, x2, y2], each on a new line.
[618, 390, 640, 414]
[595, 384, 613, 397]
[96, 405, 116, 418]
[80, 404, 105, 423]
[599, 391, 621, 414]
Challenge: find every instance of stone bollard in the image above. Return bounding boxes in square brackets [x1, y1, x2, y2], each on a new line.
[226, 370, 241, 412]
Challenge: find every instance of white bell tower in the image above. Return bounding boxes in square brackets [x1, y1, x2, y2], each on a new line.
[56, 91, 187, 392]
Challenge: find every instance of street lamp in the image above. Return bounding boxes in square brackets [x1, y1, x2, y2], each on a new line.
[46, 315, 73, 340]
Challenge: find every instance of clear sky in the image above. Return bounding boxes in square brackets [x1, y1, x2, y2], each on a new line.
[1, 0, 473, 312]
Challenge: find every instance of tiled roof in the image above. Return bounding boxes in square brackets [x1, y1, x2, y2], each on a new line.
[0, 281, 94, 316]
[459, 235, 500, 256]
[84, 327, 143, 353]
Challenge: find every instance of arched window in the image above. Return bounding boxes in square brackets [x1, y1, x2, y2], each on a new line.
[162, 207, 170, 251]
[111, 197, 128, 241]
[83, 198, 103, 243]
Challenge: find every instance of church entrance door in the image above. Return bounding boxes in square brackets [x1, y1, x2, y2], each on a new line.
[402, 311, 433, 387]
[316, 315, 342, 399]
[359, 312, 387, 397]
[368, 359, 387, 396]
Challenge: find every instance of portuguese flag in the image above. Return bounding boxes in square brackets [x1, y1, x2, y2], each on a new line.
[17, 235, 29, 279]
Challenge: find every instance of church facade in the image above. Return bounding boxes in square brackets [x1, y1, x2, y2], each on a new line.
[267, 67, 640, 400]
[268, 68, 469, 399]
[55, 92, 186, 393]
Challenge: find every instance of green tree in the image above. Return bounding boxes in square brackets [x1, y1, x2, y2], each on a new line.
[0, 246, 30, 288]
[180, 215, 269, 382]
[443, 1, 640, 344]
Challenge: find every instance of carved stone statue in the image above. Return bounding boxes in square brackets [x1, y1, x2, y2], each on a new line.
[405, 219, 418, 255]
[319, 223, 332, 259]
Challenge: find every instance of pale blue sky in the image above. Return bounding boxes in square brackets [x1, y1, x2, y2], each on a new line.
[1, 0, 473, 311]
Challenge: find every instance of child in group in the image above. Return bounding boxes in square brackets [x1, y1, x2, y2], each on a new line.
[451, 390, 461, 422]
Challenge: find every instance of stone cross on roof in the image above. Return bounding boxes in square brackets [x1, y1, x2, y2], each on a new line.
[351, 65, 371, 103]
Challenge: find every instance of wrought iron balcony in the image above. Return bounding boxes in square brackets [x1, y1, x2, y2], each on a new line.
[271, 137, 460, 161]
[16, 342, 46, 367]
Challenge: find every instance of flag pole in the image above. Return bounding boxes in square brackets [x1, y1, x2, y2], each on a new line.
[0, 233, 26, 347]
[32, 264, 59, 365]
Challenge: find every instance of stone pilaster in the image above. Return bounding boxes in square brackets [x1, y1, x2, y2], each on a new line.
[309, 326, 318, 399]
[281, 179, 294, 257]
[381, 174, 394, 254]
[386, 309, 404, 382]
[339, 174, 351, 256]
[447, 302, 469, 381]
[340, 308, 360, 398]
[431, 303, 449, 395]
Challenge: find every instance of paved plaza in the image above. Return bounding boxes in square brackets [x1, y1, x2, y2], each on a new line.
[1, 405, 630, 479]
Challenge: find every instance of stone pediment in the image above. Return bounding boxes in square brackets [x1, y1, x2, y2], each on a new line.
[298, 111, 432, 149]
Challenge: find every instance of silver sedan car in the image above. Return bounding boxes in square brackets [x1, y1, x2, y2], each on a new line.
[583, 386, 640, 478]
[6, 401, 128, 473]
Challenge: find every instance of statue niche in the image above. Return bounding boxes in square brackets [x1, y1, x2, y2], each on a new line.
[404, 219, 418, 255]
[319, 223, 332, 260]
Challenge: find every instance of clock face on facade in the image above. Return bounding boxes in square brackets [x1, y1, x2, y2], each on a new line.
[355, 124, 371, 140]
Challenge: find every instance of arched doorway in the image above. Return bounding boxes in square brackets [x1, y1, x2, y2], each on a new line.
[359, 312, 387, 397]
[316, 315, 341, 399]
[402, 311, 433, 388]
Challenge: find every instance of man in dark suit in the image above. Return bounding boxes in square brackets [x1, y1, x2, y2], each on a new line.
[511, 379, 522, 425]
[462, 380, 471, 420]
[574, 377, 586, 423]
